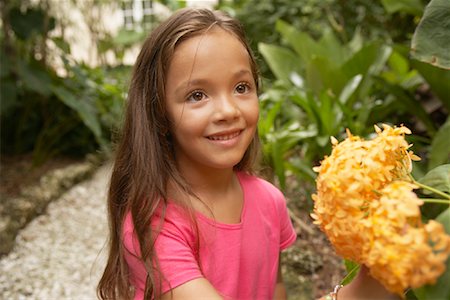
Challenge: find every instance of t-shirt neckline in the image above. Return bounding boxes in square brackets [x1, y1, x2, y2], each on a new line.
[194, 172, 247, 229]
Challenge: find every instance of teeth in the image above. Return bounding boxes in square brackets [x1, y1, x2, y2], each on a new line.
[208, 131, 240, 141]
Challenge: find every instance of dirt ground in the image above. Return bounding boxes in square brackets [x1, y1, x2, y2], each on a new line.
[0, 154, 81, 198]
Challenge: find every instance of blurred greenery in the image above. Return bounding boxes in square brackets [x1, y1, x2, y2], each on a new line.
[0, 0, 136, 165]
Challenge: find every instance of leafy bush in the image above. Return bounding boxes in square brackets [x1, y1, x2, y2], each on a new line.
[0, 1, 127, 165]
[256, 16, 448, 189]
[218, 0, 419, 78]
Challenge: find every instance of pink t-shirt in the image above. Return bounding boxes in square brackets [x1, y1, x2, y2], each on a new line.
[123, 172, 297, 299]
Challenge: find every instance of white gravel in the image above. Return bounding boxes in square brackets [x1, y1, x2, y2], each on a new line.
[0, 164, 112, 300]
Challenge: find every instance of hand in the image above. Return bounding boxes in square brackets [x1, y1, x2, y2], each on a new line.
[337, 265, 401, 300]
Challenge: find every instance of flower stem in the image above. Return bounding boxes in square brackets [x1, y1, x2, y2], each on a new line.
[420, 198, 450, 205]
[412, 180, 450, 200]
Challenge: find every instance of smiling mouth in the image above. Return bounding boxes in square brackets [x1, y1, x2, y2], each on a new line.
[207, 130, 242, 141]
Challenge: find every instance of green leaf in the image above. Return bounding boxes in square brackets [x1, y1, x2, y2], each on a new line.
[267, 124, 317, 189]
[429, 118, 450, 169]
[411, 60, 450, 111]
[381, 0, 423, 15]
[437, 207, 450, 233]
[339, 74, 363, 104]
[258, 43, 302, 84]
[258, 100, 282, 136]
[317, 91, 340, 136]
[411, 0, 450, 69]
[342, 43, 392, 102]
[287, 157, 316, 182]
[388, 50, 410, 78]
[414, 208, 450, 300]
[318, 29, 349, 66]
[418, 164, 450, 195]
[52, 37, 71, 54]
[275, 20, 322, 65]
[341, 260, 360, 285]
[9, 7, 47, 40]
[114, 28, 146, 46]
[51, 85, 102, 140]
[17, 61, 52, 96]
[306, 56, 346, 96]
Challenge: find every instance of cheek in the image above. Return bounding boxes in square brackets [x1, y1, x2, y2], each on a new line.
[245, 99, 260, 127]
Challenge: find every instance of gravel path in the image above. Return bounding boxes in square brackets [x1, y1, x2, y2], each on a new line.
[0, 164, 112, 300]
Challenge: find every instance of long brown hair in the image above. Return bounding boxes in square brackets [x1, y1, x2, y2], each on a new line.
[97, 8, 260, 300]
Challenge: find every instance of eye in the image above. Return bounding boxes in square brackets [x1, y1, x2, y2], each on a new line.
[187, 90, 206, 102]
[235, 82, 250, 94]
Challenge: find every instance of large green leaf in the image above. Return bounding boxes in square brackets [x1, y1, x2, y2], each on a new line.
[317, 29, 349, 67]
[414, 208, 450, 300]
[9, 7, 54, 40]
[381, 0, 423, 15]
[345, 44, 392, 102]
[411, 0, 450, 69]
[306, 56, 346, 96]
[418, 164, 450, 195]
[17, 61, 52, 97]
[429, 118, 450, 169]
[258, 43, 302, 84]
[275, 20, 323, 65]
[51, 85, 102, 141]
[339, 74, 363, 105]
[341, 42, 392, 89]
[268, 125, 317, 189]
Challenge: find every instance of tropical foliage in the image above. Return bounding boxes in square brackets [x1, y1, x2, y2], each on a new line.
[0, 0, 131, 165]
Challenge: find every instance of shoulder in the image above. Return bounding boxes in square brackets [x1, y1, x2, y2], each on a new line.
[238, 172, 285, 201]
[238, 172, 288, 216]
[122, 203, 194, 254]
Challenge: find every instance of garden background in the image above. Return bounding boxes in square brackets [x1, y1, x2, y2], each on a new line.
[0, 0, 449, 299]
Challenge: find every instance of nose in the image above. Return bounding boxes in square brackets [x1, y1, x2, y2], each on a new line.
[213, 94, 240, 122]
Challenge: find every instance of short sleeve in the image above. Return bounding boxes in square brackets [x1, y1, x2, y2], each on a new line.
[153, 214, 204, 293]
[275, 190, 297, 250]
[123, 209, 204, 299]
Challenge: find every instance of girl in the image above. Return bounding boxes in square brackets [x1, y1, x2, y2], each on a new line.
[98, 7, 296, 300]
[98, 7, 399, 300]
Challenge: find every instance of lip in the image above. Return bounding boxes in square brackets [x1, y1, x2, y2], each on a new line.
[206, 129, 243, 145]
[206, 128, 243, 139]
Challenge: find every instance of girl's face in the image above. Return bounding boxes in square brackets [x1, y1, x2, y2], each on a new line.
[164, 27, 259, 174]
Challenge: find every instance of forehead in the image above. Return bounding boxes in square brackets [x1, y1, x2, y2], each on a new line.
[167, 27, 252, 79]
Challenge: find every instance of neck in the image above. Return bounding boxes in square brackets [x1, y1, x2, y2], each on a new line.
[182, 166, 236, 196]
[170, 165, 244, 224]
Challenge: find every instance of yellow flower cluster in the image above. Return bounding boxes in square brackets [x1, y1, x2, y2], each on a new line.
[311, 124, 450, 296]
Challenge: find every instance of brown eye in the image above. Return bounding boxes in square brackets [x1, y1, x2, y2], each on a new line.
[188, 91, 205, 102]
[235, 83, 249, 94]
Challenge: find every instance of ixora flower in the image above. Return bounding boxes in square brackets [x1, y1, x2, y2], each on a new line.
[311, 124, 450, 297]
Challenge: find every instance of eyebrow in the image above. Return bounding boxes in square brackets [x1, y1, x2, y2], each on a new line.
[174, 69, 253, 95]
